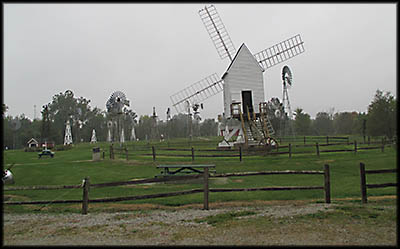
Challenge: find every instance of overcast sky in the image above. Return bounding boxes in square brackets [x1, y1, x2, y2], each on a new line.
[4, 3, 397, 121]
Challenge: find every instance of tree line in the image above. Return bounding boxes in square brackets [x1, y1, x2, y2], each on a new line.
[2, 89, 396, 149]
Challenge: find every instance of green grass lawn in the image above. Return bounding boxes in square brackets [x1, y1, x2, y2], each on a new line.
[3, 135, 397, 213]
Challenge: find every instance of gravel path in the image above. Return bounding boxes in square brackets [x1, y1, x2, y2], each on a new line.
[3, 201, 396, 246]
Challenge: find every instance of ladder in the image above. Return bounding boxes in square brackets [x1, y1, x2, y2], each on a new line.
[259, 102, 275, 136]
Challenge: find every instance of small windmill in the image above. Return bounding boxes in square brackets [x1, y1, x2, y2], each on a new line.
[90, 129, 97, 143]
[151, 107, 159, 140]
[64, 120, 73, 145]
[107, 121, 112, 142]
[280, 65, 295, 138]
[120, 128, 125, 145]
[170, 5, 305, 148]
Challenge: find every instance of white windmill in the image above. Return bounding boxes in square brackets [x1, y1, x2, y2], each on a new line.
[90, 129, 97, 143]
[64, 120, 73, 145]
[107, 121, 112, 142]
[170, 5, 305, 148]
[120, 128, 125, 145]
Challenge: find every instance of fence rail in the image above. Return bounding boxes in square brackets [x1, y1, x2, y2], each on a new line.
[359, 162, 397, 203]
[4, 165, 331, 213]
[4, 184, 82, 191]
[118, 140, 392, 162]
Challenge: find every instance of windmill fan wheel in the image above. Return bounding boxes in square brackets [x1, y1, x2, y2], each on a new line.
[106, 91, 129, 114]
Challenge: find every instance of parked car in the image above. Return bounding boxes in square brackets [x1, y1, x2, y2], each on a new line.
[38, 149, 55, 158]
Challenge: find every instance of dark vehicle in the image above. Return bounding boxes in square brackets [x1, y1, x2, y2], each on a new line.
[38, 149, 55, 159]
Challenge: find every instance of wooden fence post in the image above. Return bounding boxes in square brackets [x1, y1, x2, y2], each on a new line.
[368, 136, 370, 145]
[381, 138, 385, 152]
[191, 147, 195, 161]
[110, 144, 114, 159]
[125, 148, 128, 161]
[354, 141, 357, 154]
[347, 137, 349, 145]
[316, 142, 320, 157]
[82, 177, 90, 214]
[326, 136, 329, 144]
[203, 167, 209, 210]
[152, 146, 156, 162]
[324, 164, 331, 203]
[289, 143, 292, 158]
[360, 162, 367, 203]
[239, 146, 242, 162]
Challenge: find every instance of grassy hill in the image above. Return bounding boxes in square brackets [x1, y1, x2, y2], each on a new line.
[3, 135, 396, 213]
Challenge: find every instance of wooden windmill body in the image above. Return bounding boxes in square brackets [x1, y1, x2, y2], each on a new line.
[170, 5, 305, 148]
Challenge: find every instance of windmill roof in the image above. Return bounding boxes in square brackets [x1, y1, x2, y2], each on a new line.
[221, 43, 265, 79]
[27, 138, 39, 144]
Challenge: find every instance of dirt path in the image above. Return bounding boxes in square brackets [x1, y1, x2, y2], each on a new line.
[3, 198, 396, 246]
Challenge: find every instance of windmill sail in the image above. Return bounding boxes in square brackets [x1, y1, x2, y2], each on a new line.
[199, 5, 236, 61]
[170, 73, 223, 113]
[254, 34, 305, 70]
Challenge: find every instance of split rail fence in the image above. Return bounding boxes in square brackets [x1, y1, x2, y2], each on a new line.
[4, 165, 331, 214]
[359, 162, 397, 203]
[112, 137, 393, 162]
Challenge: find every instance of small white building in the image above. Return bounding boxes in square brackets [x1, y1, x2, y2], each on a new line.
[27, 138, 39, 148]
[221, 43, 265, 118]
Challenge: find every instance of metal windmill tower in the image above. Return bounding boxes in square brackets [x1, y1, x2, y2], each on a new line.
[64, 120, 73, 145]
[280, 65, 296, 138]
[106, 91, 130, 142]
[90, 129, 97, 143]
[170, 5, 305, 148]
[151, 107, 159, 140]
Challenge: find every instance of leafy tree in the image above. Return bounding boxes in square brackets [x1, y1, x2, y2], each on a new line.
[366, 90, 396, 139]
[199, 118, 218, 137]
[168, 113, 190, 139]
[81, 107, 107, 142]
[294, 108, 311, 135]
[135, 115, 153, 140]
[312, 112, 334, 135]
[41, 104, 53, 143]
[3, 114, 13, 149]
[332, 112, 358, 135]
[46, 90, 102, 144]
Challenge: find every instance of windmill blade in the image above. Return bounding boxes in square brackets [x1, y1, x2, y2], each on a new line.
[254, 34, 305, 70]
[198, 5, 236, 61]
[170, 73, 224, 113]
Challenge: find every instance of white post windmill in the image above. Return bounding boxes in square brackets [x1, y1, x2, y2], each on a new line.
[170, 5, 305, 148]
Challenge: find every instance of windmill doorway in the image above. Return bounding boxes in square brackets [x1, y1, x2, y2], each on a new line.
[241, 90, 253, 115]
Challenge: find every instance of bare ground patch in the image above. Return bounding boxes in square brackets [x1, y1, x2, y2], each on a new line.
[3, 197, 396, 246]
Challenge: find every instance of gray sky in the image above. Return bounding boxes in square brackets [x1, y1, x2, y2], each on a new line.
[4, 3, 397, 121]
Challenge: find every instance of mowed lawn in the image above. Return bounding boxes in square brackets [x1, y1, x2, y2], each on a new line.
[3, 136, 397, 213]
